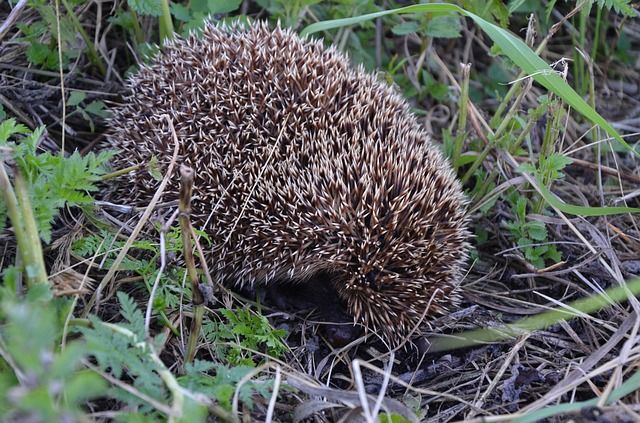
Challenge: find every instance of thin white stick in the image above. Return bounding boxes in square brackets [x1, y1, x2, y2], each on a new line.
[145, 230, 166, 337]
[265, 365, 282, 423]
[371, 351, 394, 418]
[352, 359, 373, 423]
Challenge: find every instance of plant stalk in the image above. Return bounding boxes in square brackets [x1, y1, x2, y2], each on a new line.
[129, 9, 145, 45]
[453, 63, 471, 168]
[0, 162, 30, 283]
[60, 0, 107, 76]
[12, 168, 48, 285]
[179, 165, 204, 365]
[158, 0, 174, 42]
[100, 163, 145, 181]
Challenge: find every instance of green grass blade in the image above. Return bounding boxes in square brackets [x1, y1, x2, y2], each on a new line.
[608, 370, 640, 402]
[512, 370, 640, 423]
[300, 4, 461, 37]
[534, 177, 640, 216]
[429, 276, 640, 352]
[301, 3, 637, 156]
[513, 401, 597, 423]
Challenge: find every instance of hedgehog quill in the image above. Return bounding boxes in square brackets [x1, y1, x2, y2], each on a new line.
[103, 22, 471, 344]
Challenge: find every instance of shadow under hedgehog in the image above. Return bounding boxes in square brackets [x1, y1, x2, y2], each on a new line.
[102, 21, 471, 346]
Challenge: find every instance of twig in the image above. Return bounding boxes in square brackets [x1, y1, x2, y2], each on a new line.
[370, 351, 395, 419]
[353, 358, 374, 423]
[521, 312, 637, 412]
[179, 165, 205, 365]
[286, 373, 420, 422]
[265, 365, 282, 423]
[188, 224, 215, 288]
[62, 237, 105, 349]
[466, 335, 529, 419]
[145, 230, 167, 337]
[232, 362, 272, 420]
[570, 157, 640, 184]
[100, 163, 146, 181]
[0, 0, 28, 43]
[54, 0, 66, 153]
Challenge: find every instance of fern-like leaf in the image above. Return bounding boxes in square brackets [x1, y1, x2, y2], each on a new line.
[591, 0, 636, 16]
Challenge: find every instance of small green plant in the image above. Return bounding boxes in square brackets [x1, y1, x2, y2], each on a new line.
[203, 308, 288, 366]
[80, 292, 274, 418]
[19, 20, 65, 70]
[0, 280, 107, 422]
[17, 1, 80, 71]
[16, 0, 107, 74]
[0, 119, 113, 243]
[67, 91, 110, 132]
[179, 360, 274, 411]
[80, 292, 177, 413]
[72, 228, 187, 330]
[171, 0, 244, 33]
[507, 142, 571, 268]
[256, 0, 322, 28]
[506, 196, 562, 269]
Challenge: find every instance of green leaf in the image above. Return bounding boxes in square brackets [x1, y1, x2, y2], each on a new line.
[379, 413, 413, 423]
[526, 221, 547, 241]
[546, 245, 562, 263]
[391, 21, 418, 35]
[117, 291, 146, 339]
[148, 156, 163, 181]
[109, 9, 137, 31]
[592, 0, 635, 16]
[63, 370, 108, 404]
[2, 136, 113, 243]
[515, 196, 527, 221]
[0, 119, 30, 144]
[84, 100, 110, 118]
[26, 42, 53, 66]
[300, 3, 636, 157]
[424, 15, 461, 38]
[128, 0, 162, 16]
[507, 0, 527, 13]
[67, 91, 86, 107]
[544, 153, 573, 175]
[207, 0, 243, 14]
[170, 3, 191, 21]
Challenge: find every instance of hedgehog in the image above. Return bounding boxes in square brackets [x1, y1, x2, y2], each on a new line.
[103, 21, 470, 344]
